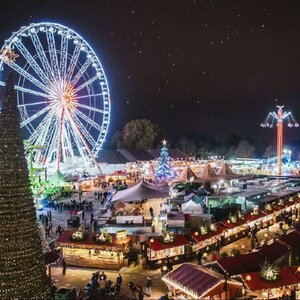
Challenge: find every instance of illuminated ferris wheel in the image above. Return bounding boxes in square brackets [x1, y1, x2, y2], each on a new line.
[0, 22, 111, 173]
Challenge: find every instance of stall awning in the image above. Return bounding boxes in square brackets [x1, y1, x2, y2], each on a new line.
[218, 210, 267, 230]
[56, 231, 129, 251]
[149, 234, 189, 251]
[190, 224, 224, 243]
[217, 252, 265, 276]
[278, 230, 300, 249]
[259, 241, 290, 262]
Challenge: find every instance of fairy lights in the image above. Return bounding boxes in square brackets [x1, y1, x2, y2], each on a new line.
[0, 71, 50, 298]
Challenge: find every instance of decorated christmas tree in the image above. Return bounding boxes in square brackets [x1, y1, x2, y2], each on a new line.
[259, 260, 280, 281]
[155, 139, 175, 181]
[0, 70, 50, 299]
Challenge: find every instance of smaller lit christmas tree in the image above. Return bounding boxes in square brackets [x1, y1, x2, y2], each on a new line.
[260, 260, 280, 281]
[155, 139, 175, 181]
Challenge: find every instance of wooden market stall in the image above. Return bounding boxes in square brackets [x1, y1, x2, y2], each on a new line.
[189, 223, 224, 253]
[162, 263, 243, 300]
[147, 234, 189, 268]
[56, 231, 131, 270]
[219, 209, 267, 245]
[240, 266, 300, 300]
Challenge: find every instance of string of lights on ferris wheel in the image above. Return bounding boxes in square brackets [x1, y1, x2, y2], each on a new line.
[0, 22, 111, 173]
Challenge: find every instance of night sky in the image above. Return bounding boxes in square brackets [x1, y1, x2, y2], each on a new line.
[1, 0, 300, 145]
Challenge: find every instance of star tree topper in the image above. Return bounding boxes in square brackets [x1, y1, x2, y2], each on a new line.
[0, 47, 19, 66]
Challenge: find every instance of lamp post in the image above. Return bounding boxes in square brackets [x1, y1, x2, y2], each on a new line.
[149, 238, 154, 261]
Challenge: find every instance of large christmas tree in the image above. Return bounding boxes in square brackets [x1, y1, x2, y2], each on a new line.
[0, 70, 50, 299]
[155, 139, 175, 181]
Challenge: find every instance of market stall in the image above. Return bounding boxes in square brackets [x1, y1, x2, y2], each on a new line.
[190, 223, 224, 253]
[163, 263, 243, 300]
[219, 209, 267, 245]
[240, 266, 300, 299]
[56, 230, 131, 270]
[147, 234, 189, 268]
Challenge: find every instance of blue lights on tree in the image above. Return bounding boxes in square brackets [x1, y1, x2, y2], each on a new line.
[155, 139, 175, 181]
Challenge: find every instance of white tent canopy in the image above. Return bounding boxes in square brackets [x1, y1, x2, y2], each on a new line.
[181, 199, 203, 214]
[111, 179, 170, 203]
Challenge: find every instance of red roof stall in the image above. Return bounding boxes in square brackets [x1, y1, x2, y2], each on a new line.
[56, 231, 131, 270]
[217, 252, 265, 276]
[219, 210, 267, 245]
[163, 263, 243, 299]
[147, 234, 189, 263]
[240, 266, 300, 299]
[259, 241, 290, 265]
[189, 223, 224, 252]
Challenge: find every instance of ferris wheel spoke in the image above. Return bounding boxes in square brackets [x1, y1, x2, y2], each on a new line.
[60, 34, 68, 80]
[65, 114, 89, 165]
[0, 81, 49, 98]
[15, 85, 50, 98]
[18, 101, 49, 107]
[71, 59, 92, 86]
[76, 103, 104, 113]
[62, 120, 75, 159]
[65, 109, 98, 166]
[70, 110, 96, 148]
[43, 124, 58, 162]
[76, 93, 103, 100]
[8, 61, 50, 94]
[28, 105, 60, 145]
[14, 41, 52, 86]
[74, 75, 98, 93]
[73, 107, 103, 132]
[66, 43, 81, 82]
[20, 103, 56, 128]
[44, 119, 60, 165]
[46, 30, 60, 80]
[32, 111, 57, 163]
[30, 32, 54, 81]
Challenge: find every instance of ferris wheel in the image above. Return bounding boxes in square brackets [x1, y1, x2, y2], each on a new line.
[0, 22, 111, 173]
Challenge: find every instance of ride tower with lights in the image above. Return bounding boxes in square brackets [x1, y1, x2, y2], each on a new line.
[261, 105, 298, 175]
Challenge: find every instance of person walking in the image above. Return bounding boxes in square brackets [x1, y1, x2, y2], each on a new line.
[146, 276, 152, 296]
[197, 250, 202, 265]
[128, 282, 136, 300]
[61, 258, 67, 275]
[98, 276, 106, 297]
[116, 273, 123, 293]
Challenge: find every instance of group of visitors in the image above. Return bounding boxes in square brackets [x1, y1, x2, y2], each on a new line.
[78, 271, 123, 299]
[52, 199, 94, 213]
[128, 276, 152, 300]
[39, 211, 53, 238]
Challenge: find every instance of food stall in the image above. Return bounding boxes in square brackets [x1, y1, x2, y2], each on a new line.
[56, 230, 131, 270]
[240, 266, 300, 300]
[163, 263, 243, 300]
[147, 234, 189, 268]
[219, 209, 267, 245]
[190, 223, 224, 253]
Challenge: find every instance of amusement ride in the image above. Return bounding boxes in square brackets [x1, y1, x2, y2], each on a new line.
[0, 22, 111, 175]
